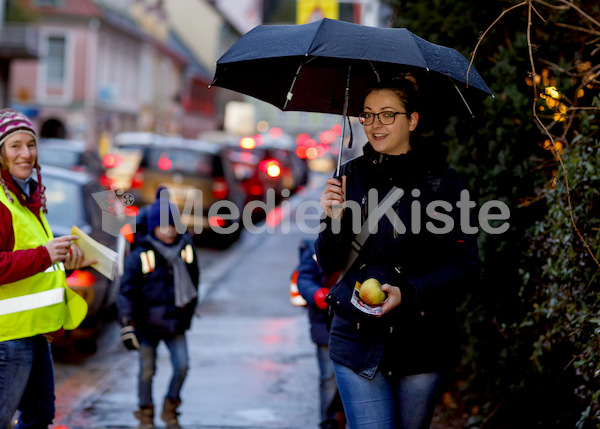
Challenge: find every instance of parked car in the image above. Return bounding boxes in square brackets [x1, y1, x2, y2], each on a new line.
[102, 132, 162, 193]
[43, 165, 127, 352]
[37, 138, 110, 188]
[134, 138, 247, 247]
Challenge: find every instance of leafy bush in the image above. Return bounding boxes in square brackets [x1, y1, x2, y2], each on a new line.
[384, 1, 600, 426]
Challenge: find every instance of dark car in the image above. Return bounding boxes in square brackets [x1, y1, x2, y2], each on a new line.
[42, 165, 127, 352]
[259, 133, 309, 195]
[134, 138, 247, 247]
[224, 144, 287, 207]
[37, 138, 110, 188]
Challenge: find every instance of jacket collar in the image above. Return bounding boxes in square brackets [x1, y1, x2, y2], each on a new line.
[360, 139, 448, 190]
[1, 169, 43, 212]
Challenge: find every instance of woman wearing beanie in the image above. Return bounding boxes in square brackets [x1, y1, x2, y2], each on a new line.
[0, 108, 96, 428]
[117, 190, 200, 429]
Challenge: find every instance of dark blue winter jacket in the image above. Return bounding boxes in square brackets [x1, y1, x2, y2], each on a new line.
[316, 141, 480, 379]
[296, 239, 337, 346]
[117, 232, 200, 338]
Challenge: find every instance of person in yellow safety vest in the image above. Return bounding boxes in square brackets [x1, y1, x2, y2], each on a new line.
[0, 108, 95, 429]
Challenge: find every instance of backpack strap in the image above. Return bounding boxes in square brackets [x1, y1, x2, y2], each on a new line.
[337, 186, 404, 282]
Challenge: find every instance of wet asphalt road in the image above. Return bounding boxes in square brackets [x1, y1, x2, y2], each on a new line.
[50, 174, 329, 429]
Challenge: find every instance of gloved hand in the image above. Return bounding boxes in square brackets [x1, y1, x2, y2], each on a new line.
[120, 325, 140, 351]
[314, 287, 329, 310]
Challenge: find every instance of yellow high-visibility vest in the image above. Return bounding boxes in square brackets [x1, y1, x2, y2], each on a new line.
[0, 188, 88, 341]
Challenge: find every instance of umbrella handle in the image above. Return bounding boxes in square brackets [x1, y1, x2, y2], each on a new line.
[335, 65, 352, 178]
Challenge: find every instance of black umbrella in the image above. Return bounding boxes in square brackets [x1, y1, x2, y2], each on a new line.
[210, 18, 493, 175]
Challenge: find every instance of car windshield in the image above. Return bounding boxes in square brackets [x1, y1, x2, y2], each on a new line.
[147, 148, 214, 176]
[43, 175, 85, 227]
[38, 148, 80, 168]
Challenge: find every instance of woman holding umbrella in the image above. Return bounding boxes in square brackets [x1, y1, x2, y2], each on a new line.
[317, 75, 480, 429]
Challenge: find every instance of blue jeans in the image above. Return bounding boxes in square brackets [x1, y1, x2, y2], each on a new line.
[333, 362, 442, 429]
[316, 344, 342, 426]
[138, 333, 189, 408]
[0, 336, 55, 429]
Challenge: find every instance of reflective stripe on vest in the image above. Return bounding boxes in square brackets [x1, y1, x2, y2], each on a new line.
[181, 244, 194, 264]
[141, 245, 194, 274]
[140, 250, 156, 274]
[0, 288, 64, 316]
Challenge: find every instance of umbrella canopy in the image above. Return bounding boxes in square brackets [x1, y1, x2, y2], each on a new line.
[211, 18, 493, 117]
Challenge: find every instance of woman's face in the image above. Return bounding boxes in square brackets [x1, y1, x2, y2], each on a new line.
[362, 89, 419, 156]
[1, 132, 37, 180]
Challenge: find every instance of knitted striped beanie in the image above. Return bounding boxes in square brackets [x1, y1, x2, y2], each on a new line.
[0, 108, 37, 148]
[0, 109, 45, 210]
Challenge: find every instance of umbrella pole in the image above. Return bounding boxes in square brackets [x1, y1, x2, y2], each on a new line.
[335, 65, 352, 178]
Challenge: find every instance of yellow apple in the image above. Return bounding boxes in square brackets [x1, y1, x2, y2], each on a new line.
[359, 278, 386, 305]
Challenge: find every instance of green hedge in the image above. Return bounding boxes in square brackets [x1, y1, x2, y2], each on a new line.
[384, 1, 600, 426]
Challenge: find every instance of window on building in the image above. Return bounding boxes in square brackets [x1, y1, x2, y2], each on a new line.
[46, 36, 66, 86]
[35, 0, 63, 6]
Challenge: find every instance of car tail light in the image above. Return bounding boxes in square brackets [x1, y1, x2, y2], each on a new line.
[99, 174, 115, 189]
[259, 159, 281, 178]
[249, 184, 264, 196]
[212, 177, 229, 199]
[66, 270, 96, 287]
[130, 168, 144, 189]
[120, 223, 135, 244]
[209, 216, 226, 228]
[158, 156, 172, 170]
[124, 205, 139, 217]
[103, 153, 123, 168]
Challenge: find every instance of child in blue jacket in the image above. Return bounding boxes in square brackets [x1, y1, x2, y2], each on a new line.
[296, 239, 345, 429]
[117, 191, 199, 429]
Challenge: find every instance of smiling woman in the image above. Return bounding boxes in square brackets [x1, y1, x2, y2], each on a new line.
[0, 108, 96, 428]
[317, 76, 480, 429]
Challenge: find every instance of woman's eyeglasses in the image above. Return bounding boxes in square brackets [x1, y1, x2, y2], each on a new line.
[358, 111, 408, 125]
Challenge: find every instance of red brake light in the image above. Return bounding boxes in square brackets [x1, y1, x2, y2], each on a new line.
[66, 270, 96, 287]
[99, 174, 115, 189]
[120, 223, 135, 244]
[249, 184, 264, 196]
[209, 216, 226, 228]
[212, 177, 229, 199]
[259, 159, 281, 178]
[130, 168, 144, 189]
[158, 156, 172, 170]
[103, 153, 123, 168]
[124, 205, 139, 217]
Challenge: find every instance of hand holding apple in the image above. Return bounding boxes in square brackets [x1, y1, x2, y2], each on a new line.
[380, 283, 402, 315]
[359, 278, 386, 305]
